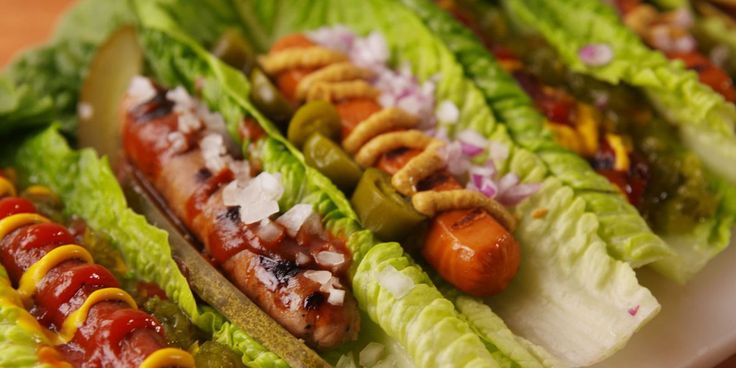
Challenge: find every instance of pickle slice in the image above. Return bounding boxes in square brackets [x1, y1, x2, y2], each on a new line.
[78, 25, 143, 168]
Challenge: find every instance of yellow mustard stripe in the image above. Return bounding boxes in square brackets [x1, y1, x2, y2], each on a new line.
[139, 348, 196, 368]
[17, 245, 94, 305]
[0, 213, 51, 240]
[606, 134, 631, 172]
[0, 177, 16, 197]
[22, 185, 61, 205]
[59, 288, 137, 342]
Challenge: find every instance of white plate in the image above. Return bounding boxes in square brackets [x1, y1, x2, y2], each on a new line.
[593, 230, 736, 368]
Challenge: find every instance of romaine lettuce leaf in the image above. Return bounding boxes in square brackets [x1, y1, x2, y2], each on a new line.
[140, 0, 663, 365]
[3, 0, 135, 134]
[504, 0, 736, 185]
[0, 76, 53, 135]
[133, 11, 501, 366]
[1, 127, 286, 368]
[499, 0, 736, 281]
[396, 0, 670, 268]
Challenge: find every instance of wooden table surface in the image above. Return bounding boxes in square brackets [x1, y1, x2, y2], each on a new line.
[2, 1, 735, 367]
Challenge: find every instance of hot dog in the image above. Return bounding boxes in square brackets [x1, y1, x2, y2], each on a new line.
[121, 80, 361, 348]
[0, 174, 193, 367]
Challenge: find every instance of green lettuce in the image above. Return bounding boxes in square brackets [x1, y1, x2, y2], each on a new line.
[132, 8, 503, 366]
[142, 0, 663, 365]
[0, 268, 49, 368]
[504, 0, 736, 185]
[693, 14, 736, 76]
[396, 0, 670, 268]
[1, 127, 286, 368]
[3, 0, 135, 134]
[500, 0, 736, 281]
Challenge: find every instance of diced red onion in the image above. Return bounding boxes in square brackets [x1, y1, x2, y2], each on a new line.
[488, 141, 509, 163]
[376, 265, 414, 299]
[457, 130, 488, 157]
[497, 182, 541, 207]
[359, 343, 385, 367]
[304, 270, 333, 285]
[256, 219, 284, 243]
[671, 8, 693, 28]
[673, 35, 696, 53]
[497, 173, 520, 194]
[307, 25, 356, 54]
[350, 31, 389, 70]
[628, 305, 640, 317]
[315, 251, 345, 267]
[276, 203, 316, 237]
[579, 43, 614, 66]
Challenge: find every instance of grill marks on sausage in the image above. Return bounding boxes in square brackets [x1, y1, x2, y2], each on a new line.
[225, 206, 241, 223]
[259, 256, 300, 285]
[452, 208, 485, 230]
[304, 292, 325, 311]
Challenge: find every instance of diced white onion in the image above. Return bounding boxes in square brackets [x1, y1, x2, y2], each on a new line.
[436, 100, 459, 124]
[303, 270, 333, 285]
[327, 288, 345, 306]
[359, 343, 385, 367]
[276, 203, 316, 237]
[335, 353, 358, 368]
[295, 252, 311, 266]
[167, 86, 194, 113]
[200, 134, 228, 173]
[167, 131, 188, 154]
[315, 251, 345, 267]
[255, 266, 278, 291]
[177, 111, 202, 133]
[226, 172, 284, 224]
[77, 102, 93, 120]
[127, 76, 157, 106]
[256, 219, 284, 243]
[376, 265, 414, 299]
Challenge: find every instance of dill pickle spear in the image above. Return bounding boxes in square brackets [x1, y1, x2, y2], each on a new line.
[249, 69, 293, 128]
[78, 25, 143, 168]
[351, 168, 426, 241]
[288, 101, 341, 149]
[303, 132, 362, 192]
